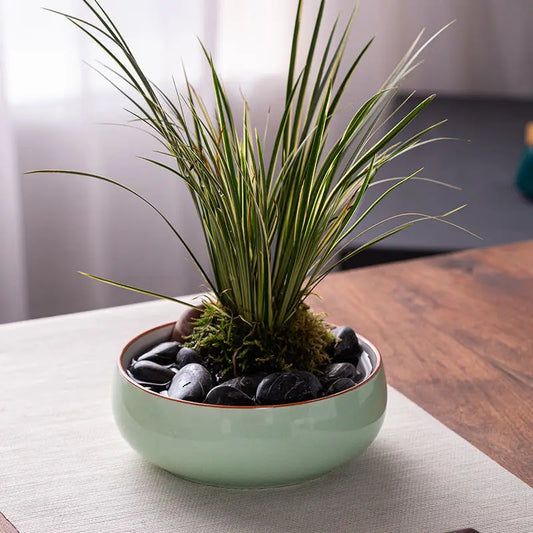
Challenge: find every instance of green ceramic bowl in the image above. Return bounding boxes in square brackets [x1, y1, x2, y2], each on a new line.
[113, 323, 387, 488]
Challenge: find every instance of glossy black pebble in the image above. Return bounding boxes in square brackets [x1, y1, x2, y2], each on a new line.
[331, 326, 363, 364]
[293, 371, 322, 397]
[326, 377, 357, 395]
[204, 384, 254, 406]
[132, 381, 169, 392]
[175, 347, 202, 369]
[255, 371, 322, 406]
[168, 363, 213, 402]
[223, 374, 266, 398]
[129, 360, 175, 384]
[321, 362, 362, 385]
[136, 341, 181, 366]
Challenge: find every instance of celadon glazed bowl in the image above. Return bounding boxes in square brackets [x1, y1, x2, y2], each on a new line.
[113, 322, 387, 488]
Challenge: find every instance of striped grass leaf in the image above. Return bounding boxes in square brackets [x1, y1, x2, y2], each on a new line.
[33, 0, 475, 341]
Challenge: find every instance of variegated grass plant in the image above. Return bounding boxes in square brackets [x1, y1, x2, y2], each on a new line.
[33, 0, 474, 377]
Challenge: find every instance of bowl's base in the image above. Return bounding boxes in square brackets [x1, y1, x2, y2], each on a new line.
[156, 460, 351, 489]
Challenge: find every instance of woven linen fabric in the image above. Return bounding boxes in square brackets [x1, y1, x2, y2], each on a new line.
[0, 299, 531, 533]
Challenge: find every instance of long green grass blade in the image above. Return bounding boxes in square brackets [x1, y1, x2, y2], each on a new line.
[27, 169, 214, 291]
[43, 1, 467, 332]
[78, 271, 199, 308]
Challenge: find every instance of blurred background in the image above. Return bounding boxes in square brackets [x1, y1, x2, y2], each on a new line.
[1, 0, 532, 324]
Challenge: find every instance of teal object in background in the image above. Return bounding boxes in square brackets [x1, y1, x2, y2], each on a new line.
[113, 323, 387, 488]
[516, 122, 533, 198]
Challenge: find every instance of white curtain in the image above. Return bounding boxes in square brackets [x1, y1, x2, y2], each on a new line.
[0, 0, 297, 322]
[1, 0, 532, 323]
[0, 41, 27, 323]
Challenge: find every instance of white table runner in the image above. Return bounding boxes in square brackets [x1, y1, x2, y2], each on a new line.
[1, 299, 531, 533]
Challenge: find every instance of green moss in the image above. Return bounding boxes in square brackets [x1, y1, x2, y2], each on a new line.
[184, 302, 334, 380]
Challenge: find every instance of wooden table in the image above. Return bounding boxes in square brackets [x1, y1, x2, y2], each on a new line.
[311, 240, 533, 486]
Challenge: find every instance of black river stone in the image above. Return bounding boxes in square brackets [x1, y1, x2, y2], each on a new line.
[129, 360, 175, 384]
[168, 363, 213, 402]
[326, 377, 357, 395]
[175, 347, 202, 369]
[331, 326, 363, 365]
[126, 375, 170, 393]
[255, 371, 322, 405]
[204, 384, 255, 406]
[136, 341, 182, 366]
[321, 362, 363, 386]
[293, 371, 322, 397]
[223, 374, 266, 398]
